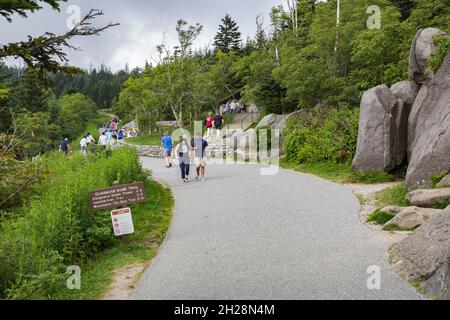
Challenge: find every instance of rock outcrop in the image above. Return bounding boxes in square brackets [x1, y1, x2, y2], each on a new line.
[390, 81, 419, 167]
[409, 28, 448, 84]
[390, 207, 450, 300]
[437, 174, 450, 188]
[383, 206, 442, 230]
[407, 188, 450, 207]
[407, 85, 428, 160]
[352, 85, 397, 172]
[406, 53, 450, 190]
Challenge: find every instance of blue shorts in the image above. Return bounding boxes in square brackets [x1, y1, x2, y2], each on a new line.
[164, 148, 173, 157]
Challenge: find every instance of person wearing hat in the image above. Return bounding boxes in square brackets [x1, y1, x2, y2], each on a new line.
[161, 131, 173, 168]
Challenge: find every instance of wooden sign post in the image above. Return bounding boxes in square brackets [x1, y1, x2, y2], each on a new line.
[89, 182, 147, 242]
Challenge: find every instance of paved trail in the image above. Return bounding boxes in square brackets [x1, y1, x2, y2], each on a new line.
[131, 158, 421, 300]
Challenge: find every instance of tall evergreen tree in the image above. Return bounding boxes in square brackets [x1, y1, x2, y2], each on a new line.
[214, 14, 242, 53]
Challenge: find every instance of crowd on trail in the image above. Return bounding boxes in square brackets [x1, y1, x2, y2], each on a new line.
[220, 100, 247, 115]
[58, 118, 140, 158]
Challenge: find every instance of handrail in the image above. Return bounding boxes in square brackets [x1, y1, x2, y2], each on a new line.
[240, 112, 260, 130]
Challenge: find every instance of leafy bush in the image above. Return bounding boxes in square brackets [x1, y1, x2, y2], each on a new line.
[284, 107, 360, 164]
[429, 36, 450, 72]
[0, 147, 150, 299]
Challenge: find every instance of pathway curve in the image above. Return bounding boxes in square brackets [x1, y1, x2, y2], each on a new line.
[131, 158, 421, 300]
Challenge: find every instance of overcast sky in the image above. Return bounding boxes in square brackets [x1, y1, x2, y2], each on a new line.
[1, 0, 283, 71]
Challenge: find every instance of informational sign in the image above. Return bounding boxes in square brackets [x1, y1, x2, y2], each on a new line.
[89, 182, 147, 211]
[111, 208, 135, 236]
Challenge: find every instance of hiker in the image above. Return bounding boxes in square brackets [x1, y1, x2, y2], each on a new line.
[80, 136, 88, 157]
[191, 134, 208, 182]
[110, 120, 117, 132]
[86, 132, 96, 145]
[118, 130, 124, 141]
[59, 137, 70, 155]
[205, 113, 214, 137]
[175, 136, 191, 183]
[161, 131, 173, 168]
[99, 132, 108, 150]
[106, 130, 113, 146]
[214, 112, 224, 139]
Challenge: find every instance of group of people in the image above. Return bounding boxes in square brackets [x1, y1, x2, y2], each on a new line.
[220, 100, 247, 115]
[161, 131, 209, 184]
[205, 112, 224, 139]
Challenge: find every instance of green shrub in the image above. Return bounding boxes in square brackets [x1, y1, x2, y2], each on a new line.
[429, 36, 450, 72]
[284, 107, 360, 164]
[367, 210, 395, 225]
[0, 147, 150, 299]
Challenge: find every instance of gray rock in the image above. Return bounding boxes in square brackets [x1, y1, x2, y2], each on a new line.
[407, 85, 428, 160]
[390, 81, 419, 167]
[407, 188, 450, 207]
[352, 85, 397, 172]
[384, 206, 442, 230]
[381, 206, 404, 215]
[409, 28, 448, 84]
[275, 109, 310, 133]
[256, 114, 278, 129]
[238, 129, 257, 150]
[406, 53, 450, 190]
[437, 174, 450, 188]
[390, 208, 450, 299]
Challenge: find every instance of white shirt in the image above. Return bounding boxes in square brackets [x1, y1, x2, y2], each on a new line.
[80, 138, 87, 148]
[87, 135, 95, 144]
[99, 135, 108, 146]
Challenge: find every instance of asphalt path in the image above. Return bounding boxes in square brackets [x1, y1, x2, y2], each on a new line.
[131, 157, 421, 300]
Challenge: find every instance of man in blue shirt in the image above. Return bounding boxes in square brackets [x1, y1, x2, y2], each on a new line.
[161, 131, 173, 168]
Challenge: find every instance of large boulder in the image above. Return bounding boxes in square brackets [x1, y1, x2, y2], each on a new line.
[407, 188, 450, 207]
[437, 174, 450, 188]
[407, 85, 428, 160]
[409, 28, 448, 84]
[390, 207, 450, 300]
[406, 53, 450, 190]
[274, 109, 309, 132]
[384, 206, 442, 230]
[390, 81, 419, 167]
[256, 114, 278, 129]
[352, 85, 397, 172]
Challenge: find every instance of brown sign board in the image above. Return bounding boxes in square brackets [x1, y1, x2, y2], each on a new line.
[89, 182, 147, 211]
[156, 121, 181, 128]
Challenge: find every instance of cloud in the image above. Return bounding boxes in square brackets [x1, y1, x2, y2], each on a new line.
[1, 0, 281, 71]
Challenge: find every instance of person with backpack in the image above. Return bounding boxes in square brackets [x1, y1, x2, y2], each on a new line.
[161, 131, 173, 168]
[214, 112, 224, 140]
[205, 113, 214, 137]
[175, 136, 191, 183]
[191, 134, 209, 182]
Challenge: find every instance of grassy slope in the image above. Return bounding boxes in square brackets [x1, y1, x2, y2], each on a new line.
[53, 179, 174, 300]
[280, 158, 394, 184]
[367, 184, 412, 229]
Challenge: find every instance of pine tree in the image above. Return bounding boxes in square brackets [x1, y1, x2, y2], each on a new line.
[214, 14, 242, 53]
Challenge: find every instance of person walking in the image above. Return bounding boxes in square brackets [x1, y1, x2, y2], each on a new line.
[214, 112, 224, 140]
[80, 136, 88, 157]
[59, 137, 70, 156]
[106, 130, 113, 146]
[99, 132, 108, 150]
[161, 131, 173, 168]
[175, 136, 191, 183]
[205, 113, 214, 137]
[191, 134, 208, 182]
